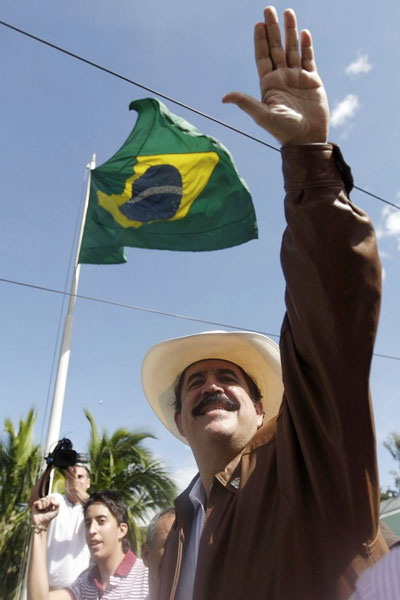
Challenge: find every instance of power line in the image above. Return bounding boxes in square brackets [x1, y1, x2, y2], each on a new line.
[1, 19, 400, 211]
[353, 186, 400, 211]
[1, 276, 399, 362]
[0, 276, 278, 338]
[0, 20, 278, 153]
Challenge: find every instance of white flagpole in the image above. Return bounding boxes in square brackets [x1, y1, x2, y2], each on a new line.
[21, 155, 97, 600]
[43, 153, 96, 464]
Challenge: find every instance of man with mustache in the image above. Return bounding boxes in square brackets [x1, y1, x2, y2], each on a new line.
[141, 6, 387, 600]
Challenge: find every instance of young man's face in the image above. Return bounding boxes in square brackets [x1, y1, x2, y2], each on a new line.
[84, 502, 127, 561]
[174, 359, 263, 450]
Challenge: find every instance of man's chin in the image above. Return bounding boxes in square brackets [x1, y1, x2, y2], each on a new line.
[200, 414, 238, 436]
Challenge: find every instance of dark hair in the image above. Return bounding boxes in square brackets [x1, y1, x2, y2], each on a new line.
[173, 360, 262, 413]
[84, 490, 130, 552]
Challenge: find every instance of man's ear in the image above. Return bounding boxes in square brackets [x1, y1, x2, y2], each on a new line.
[142, 543, 150, 568]
[174, 412, 184, 436]
[118, 522, 128, 542]
[255, 401, 264, 429]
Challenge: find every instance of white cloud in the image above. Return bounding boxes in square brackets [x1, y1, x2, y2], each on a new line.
[330, 94, 360, 127]
[345, 53, 373, 77]
[173, 465, 198, 493]
[382, 266, 386, 282]
[377, 206, 400, 250]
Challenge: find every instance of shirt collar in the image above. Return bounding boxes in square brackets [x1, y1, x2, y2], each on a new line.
[115, 548, 136, 576]
[188, 476, 206, 510]
[91, 549, 137, 590]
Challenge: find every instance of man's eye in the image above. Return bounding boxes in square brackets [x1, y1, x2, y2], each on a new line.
[188, 379, 203, 389]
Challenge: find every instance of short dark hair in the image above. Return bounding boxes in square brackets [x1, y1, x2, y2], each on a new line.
[173, 360, 262, 413]
[84, 490, 130, 552]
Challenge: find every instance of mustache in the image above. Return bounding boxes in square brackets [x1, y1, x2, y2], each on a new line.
[192, 392, 240, 417]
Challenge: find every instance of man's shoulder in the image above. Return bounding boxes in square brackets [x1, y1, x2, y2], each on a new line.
[353, 547, 400, 598]
[128, 556, 147, 576]
[116, 555, 149, 598]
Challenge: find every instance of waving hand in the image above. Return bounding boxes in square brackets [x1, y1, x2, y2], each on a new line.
[223, 7, 329, 146]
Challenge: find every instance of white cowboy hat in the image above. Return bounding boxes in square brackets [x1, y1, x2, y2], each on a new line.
[141, 330, 283, 444]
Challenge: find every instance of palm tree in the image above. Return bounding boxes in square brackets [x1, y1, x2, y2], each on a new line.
[0, 409, 42, 600]
[85, 409, 177, 552]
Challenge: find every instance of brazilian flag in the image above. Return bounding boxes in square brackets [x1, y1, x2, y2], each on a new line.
[79, 98, 258, 264]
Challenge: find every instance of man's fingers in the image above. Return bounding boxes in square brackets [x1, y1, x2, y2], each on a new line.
[254, 22, 273, 81]
[264, 6, 286, 69]
[284, 9, 300, 68]
[300, 29, 317, 72]
[33, 495, 59, 512]
[222, 92, 269, 128]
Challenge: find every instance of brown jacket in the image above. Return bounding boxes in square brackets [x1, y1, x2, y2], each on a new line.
[158, 145, 387, 600]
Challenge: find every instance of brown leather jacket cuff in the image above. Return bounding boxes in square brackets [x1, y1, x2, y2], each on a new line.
[281, 144, 354, 196]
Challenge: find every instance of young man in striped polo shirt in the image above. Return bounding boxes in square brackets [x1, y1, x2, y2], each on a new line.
[28, 490, 148, 600]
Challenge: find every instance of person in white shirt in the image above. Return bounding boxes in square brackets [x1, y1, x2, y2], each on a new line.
[29, 465, 91, 588]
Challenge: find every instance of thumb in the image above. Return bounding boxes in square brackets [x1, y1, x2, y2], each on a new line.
[222, 92, 269, 128]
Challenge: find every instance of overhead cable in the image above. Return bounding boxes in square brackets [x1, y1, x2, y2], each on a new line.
[1, 19, 400, 211]
[1, 276, 399, 362]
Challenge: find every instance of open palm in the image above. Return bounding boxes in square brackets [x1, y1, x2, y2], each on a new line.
[224, 7, 329, 145]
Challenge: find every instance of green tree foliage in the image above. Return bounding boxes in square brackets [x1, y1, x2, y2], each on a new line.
[382, 432, 400, 498]
[380, 487, 399, 501]
[85, 409, 177, 552]
[0, 409, 42, 600]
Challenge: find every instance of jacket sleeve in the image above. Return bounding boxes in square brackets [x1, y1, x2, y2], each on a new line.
[277, 144, 382, 541]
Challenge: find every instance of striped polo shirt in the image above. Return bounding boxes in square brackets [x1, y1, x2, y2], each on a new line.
[67, 549, 148, 599]
[350, 547, 400, 600]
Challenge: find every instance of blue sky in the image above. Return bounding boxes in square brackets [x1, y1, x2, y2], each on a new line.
[1, 0, 400, 499]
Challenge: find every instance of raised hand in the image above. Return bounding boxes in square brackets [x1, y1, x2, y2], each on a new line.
[31, 495, 59, 528]
[223, 6, 329, 145]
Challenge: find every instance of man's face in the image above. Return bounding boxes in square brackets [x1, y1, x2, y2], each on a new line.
[174, 359, 264, 450]
[84, 502, 127, 561]
[65, 466, 91, 496]
[142, 512, 176, 597]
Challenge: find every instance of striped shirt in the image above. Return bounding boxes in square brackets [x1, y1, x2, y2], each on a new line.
[67, 549, 148, 599]
[350, 547, 400, 600]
